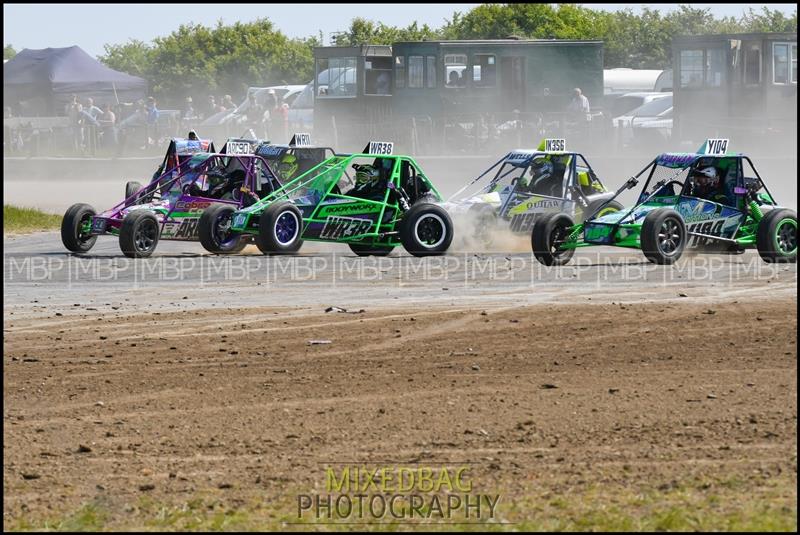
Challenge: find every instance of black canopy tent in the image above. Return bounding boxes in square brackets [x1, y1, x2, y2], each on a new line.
[3, 46, 147, 116]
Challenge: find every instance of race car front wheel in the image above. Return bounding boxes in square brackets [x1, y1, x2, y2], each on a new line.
[349, 243, 395, 257]
[198, 204, 247, 254]
[531, 213, 576, 266]
[61, 203, 98, 253]
[119, 211, 160, 259]
[641, 208, 686, 265]
[400, 203, 453, 257]
[256, 202, 304, 254]
[756, 208, 797, 263]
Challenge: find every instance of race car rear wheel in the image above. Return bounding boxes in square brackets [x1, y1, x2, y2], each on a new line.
[467, 203, 498, 249]
[756, 208, 797, 263]
[582, 199, 623, 223]
[531, 213, 576, 266]
[61, 203, 98, 253]
[119, 210, 160, 259]
[348, 243, 394, 256]
[400, 203, 453, 257]
[198, 204, 247, 254]
[641, 208, 686, 265]
[256, 202, 304, 254]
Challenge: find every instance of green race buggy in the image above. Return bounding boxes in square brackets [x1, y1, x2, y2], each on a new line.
[531, 139, 797, 265]
[200, 141, 454, 257]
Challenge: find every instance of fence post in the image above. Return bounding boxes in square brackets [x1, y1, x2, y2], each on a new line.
[331, 115, 339, 150]
[411, 117, 418, 155]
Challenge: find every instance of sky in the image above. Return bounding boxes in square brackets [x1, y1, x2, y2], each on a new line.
[3, 3, 797, 58]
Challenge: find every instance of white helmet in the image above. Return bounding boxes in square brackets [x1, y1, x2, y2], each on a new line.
[695, 166, 718, 186]
[697, 167, 717, 179]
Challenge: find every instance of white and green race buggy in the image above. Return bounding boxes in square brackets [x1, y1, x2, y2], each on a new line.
[441, 139, 622, 247]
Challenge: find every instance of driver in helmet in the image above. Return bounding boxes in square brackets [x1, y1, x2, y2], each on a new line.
[524, 158, 555, 194]
[350, 163, 383, 199]
[690, 166, 726, 202]
[276, 152, 299, 182]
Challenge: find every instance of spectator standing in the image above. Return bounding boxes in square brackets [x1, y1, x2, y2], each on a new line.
[567, 88, 591, 123]
[82, 97, 103, 122]
[222, 94, 236, 111]
[66, 94, 83, 152]
[146, 97, 160, 146]
[264, 89, 279, 139]
[272, 95, 289, 142]
[98, 103, 117, 148]
[246, 93, 266, 140]
[203, 95, 217, 120]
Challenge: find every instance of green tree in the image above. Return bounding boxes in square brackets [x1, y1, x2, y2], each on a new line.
[4, 44, 16, 60]
[98, 18, 317, 105]
[740, 6, 797, 32]
[99, 40, 153, 78]
[332, 17, 439, 46]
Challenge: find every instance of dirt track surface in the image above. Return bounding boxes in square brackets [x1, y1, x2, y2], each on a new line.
[4, 293, 798, 529]
[3, 231, 798, 529]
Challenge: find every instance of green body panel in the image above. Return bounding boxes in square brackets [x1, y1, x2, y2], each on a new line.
[229, 152, 443, 247]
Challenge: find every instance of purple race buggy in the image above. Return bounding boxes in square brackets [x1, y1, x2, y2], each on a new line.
[61, 138, 284, 258]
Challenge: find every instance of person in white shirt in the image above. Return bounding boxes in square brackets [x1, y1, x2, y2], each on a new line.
[567, 88, 591, 122]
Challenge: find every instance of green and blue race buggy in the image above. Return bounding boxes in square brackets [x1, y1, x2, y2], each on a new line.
[200, 141, 454, 257]
[531, 139, 797, 265]
[442, 139, 622, 247]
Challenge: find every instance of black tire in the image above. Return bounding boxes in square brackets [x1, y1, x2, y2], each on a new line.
[119, 210, 160, 258]
[640, 208, 686, 265]
[756, 208, 797, 263]
[348, 243, 395, 256]
[61, 203, 98, 253]
[399, 203, 453, 257]
[581, 199, 623, 223]
[198, 204, 247, 254]
[125, 181, 143, 203]
[531, 213, 576, 266]
[467, 203, 498, 248]
[255, 202, 304, 254]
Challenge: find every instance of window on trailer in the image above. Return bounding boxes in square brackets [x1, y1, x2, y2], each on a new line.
[395, 56, 405, 89]
[744, 45, 761, 85]
[365, 56, 392, 95]
[409, 56, 424, 88]
[445, 54, 467, 88]
[473, 54, 497, 87]
[679, 48, 725, 88]
[772, 42, 797, 84]
[426, 56, 436, 88]
[680, 50, 704, 88]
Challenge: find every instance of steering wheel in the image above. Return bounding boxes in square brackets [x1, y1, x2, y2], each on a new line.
[653, 180, 685, 196]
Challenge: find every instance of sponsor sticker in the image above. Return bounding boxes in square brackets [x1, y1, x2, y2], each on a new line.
[319, 216, 373, 239]
[233, 213, 247, 228]
[91, 218, 107, 233]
